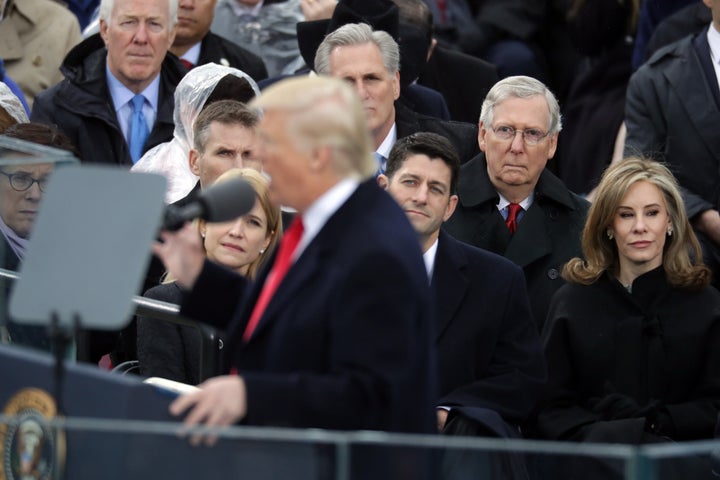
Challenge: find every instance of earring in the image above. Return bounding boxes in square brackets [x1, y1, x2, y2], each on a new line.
[606, 229, 614, 240]
[668, 225, 673, 236]
[259, 248, 265, 254]
[200, 232, 206, 239]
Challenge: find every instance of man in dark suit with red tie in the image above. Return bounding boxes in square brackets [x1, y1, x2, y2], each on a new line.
[153, 76, 436, 438]
[168, 0, 268, 81]
[444, 76, 589, 331]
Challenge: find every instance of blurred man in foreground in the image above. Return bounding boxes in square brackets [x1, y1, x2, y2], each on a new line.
[154, 76, 436, 438]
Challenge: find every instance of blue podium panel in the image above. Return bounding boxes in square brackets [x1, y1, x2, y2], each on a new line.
[0, 346, 322, 480]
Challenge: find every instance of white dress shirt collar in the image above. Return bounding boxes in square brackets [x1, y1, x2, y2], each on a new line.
[496, 191, 534, 212]
[106, 66, 160, 141]
[376, 123, 397, 159]
[706, 22, 720, 91]
[294, 178, 360, 259]
[423, 237, 439, 282]
[180, 42, 202, 66]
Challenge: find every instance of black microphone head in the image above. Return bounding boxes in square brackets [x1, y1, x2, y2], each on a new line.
[199, 177, 258, 223]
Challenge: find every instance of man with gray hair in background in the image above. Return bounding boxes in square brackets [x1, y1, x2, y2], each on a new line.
[314, 22, 479, 174]
[445, 76, 589, 331]
[32, 0, 185, 166]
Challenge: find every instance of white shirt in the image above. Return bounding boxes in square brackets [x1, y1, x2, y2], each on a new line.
[496, 191, 534, 222]
[375, 123, 397, 160]
[423, 237, 439, 282]
[294, 178, 360, 260]
[106, 67, 160, 143]
[180, 42, 202, 67]
[706, 22, 720, 92]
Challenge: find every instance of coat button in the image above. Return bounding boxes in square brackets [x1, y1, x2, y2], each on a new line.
[547, 268, 559, 279]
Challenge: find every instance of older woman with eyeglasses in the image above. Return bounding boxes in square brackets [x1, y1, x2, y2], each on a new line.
[0, 123, 78, 269]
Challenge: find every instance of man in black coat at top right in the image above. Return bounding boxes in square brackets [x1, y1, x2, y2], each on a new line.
[624, 0, 720, 288]
[444, 75, 589, 331]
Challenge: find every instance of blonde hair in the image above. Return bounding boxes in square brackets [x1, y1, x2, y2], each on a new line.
[250, 76, 376, 180]
[563, 157, 711, 288]
[164, 168, 282, 282]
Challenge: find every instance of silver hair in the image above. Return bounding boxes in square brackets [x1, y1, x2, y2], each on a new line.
[99, 0, 178, 27]
[479, 75, 562, 135]
[315, 23, 400, 76]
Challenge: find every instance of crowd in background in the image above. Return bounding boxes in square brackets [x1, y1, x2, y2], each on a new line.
[2, 0, 720, 478]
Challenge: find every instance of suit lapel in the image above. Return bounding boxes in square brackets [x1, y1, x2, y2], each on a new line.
[664, 34, 720, 160]
[242, 180, 373, 344]
[503, 203, 553, 268]
[247, 245, 324, 341]
[432, 233, 468, 341]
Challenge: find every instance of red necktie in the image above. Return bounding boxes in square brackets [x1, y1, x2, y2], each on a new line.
[506, 203, 522, 234]
[436, 0, 447, 23]
[180, 59, 194, 70]
[242, 217, 304, 341]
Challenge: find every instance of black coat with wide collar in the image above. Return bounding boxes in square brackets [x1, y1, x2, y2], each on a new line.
[394, 101, 480, 164]
[536, 269, 720, 442]
[31, 34, 183, 166]
[444, 153, 589, 331]
[432, 231, 546, 432]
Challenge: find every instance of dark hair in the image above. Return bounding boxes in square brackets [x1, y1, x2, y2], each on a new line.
[3, 122, 80, 159]
[193, 100, 259, 152]
[205, 74, 258, 106]
[392, 0, 433, 46]
[0, 107, 17, 133]
[386, 132, 459, 193]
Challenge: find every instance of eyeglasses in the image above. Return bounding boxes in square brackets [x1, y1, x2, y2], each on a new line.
[490, 125, 549, 146]
[0, 170, 50, 192]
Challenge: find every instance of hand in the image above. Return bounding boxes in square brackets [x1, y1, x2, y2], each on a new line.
[590, 393, 657, 421]
[300, 0, 337, 21]
[153, 222, 205, 290]
[436, 409, 449, 431]
[169, 375, 247, 446]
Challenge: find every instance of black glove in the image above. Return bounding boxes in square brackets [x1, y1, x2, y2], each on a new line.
[591, 393, 655, 420]
[644, 406, 675, 438]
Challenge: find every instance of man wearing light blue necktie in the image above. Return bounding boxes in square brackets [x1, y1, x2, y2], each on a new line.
[31, 0, 185, 166]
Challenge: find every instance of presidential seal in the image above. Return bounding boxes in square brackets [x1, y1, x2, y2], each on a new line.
[0, 388, 65, 480]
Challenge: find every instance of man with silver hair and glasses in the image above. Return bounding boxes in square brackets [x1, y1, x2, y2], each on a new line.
[32, 0, 184, 166]
[445, 75, 589, 332]
[154, 76, 436, 440]
[314, 22, 479, 174]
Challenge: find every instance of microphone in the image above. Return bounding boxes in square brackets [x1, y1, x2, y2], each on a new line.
[162, 177, 257, 231]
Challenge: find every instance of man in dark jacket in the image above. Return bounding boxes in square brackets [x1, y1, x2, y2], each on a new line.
[624, 1, 720, 287]
[444, 76, 589, 331]
[31, 0, 184, 166]
[379, 131, 544, 478]
[169, 0, 268, 81]
[379, 131, 545, 434]
[315, 22, 479, 174]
